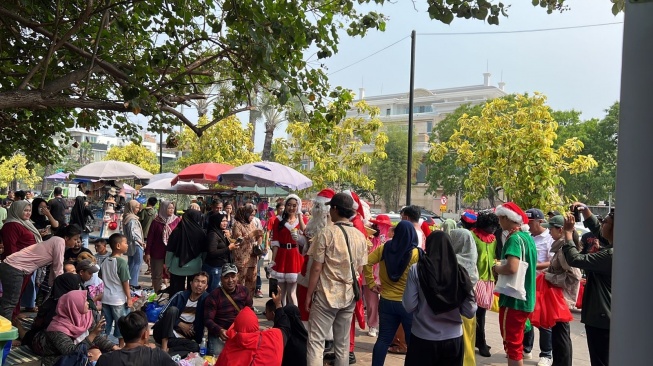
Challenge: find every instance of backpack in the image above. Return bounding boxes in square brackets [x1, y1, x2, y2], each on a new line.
[53, 342, 88, 366]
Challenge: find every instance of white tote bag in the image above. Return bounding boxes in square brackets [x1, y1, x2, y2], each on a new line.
[495, 235, 529, 301]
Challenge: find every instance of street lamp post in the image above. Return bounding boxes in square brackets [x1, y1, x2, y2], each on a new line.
[406, 30, 416, 206]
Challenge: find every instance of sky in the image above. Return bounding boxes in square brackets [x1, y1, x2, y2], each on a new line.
[131, 0, 625, 153]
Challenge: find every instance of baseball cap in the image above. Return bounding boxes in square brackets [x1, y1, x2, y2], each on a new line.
[76, 259, 99, 274]
[547, 210, 562, 217]
[221, 263, 238, 277]
[325, 192, 355, 211]
[542, 215, 564, 228]
[525, 208, 545, 221]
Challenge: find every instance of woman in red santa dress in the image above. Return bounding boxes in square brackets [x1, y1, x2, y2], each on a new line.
[270, 194, 306, 306]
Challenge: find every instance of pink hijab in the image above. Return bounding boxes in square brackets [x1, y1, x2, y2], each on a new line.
[47, 290, 93, 339]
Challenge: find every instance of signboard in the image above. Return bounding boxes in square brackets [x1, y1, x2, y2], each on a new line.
[440, 195, 448, 205]
[440, 204, 448, 213]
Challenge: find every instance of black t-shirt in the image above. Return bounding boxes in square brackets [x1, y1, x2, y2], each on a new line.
[48, 197, 67, 227]
[96, 347, 177, 366]
[64, 247, 93, 262]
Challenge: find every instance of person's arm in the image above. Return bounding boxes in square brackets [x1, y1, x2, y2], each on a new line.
[402, 266, 419, 313]
[364, 245, 382, 290]
[494, 255, 520, 275]
[203, 296, 222, 337]
[459, 289, 478, 319]
[562, 213, 612, 273]
[304, 230, 327, 312]
[50, 239, 65, 280]
[118, 258, 133, 307]
[40, 207, 59, 228]
[270, 291, 290, 344]
[536, 261, 550, 270]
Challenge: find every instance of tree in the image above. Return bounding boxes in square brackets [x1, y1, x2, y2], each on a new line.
[257, 91, 288, 161]
[429, 93, 598, 211]
[369, 127, 421, 212]
[272, 90, 388, 191]
[175, 116, 260, 170]
[104, 143, 159, 174]
[425, 103, 483, 208]
[0, 154, 42, 189]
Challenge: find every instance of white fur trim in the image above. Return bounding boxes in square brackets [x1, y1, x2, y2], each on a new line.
[343, 190, 359, 210]
[495, 205, 523, 224]
[274, 271, 299, 283]
[285, 194, 302, 214]
[284, 220, 299, 232]
[313, 196, 330, 204]
[270, 240, 280, 248]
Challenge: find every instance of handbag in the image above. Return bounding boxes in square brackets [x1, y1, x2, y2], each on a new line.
[336, 224, 361, 302]
[495, 234, 529, 301]
[474, 280, 495, 309]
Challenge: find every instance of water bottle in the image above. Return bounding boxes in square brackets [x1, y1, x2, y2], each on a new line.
[199, 337, 207, 356]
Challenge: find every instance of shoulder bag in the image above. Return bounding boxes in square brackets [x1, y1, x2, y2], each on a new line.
[221, 287, 241, 312]
[495, 234, 529, 301]
[335, 224, 361, 302]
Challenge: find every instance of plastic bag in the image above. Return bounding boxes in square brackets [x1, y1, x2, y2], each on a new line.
[490, 293, 500, 313]
[529, 273, 573, 328]
[145, 302, 164, 323]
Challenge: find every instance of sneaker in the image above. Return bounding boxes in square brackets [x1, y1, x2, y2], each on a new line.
[523, 352, 533, 360]
[537, 357, 553, 366]
[368, 327, 378, 337]
[255, 290, 264, 298]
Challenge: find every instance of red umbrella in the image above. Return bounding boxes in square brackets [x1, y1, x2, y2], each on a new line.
[171, 163, 234, 185]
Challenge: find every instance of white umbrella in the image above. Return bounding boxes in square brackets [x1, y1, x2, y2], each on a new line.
[149, 172, 177, 183]
[140, 178, 208, 194]
[74, 160, 154, 180]
[218, 161, 312, 191]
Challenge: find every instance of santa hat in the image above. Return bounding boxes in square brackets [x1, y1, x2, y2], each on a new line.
[343, 190, 365, 218]
[284, 194, 302, 214]
[461, 209, 477, 224]
[314, 188, 335, 204]
[495, 202, 530, 231]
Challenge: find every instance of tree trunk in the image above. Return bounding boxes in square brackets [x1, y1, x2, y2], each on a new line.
[41, 165, 51, 193]
[248, 89, 259, 151]
[261, 127, 275, 161]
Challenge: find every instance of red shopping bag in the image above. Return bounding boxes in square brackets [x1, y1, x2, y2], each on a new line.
[575, 279, 586, 309]
[530, 273, 574, 328]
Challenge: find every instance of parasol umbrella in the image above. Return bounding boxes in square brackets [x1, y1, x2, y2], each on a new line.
[122, 183, 137, 193]
[218, 161, 312, 191]
[74, 160, 153, 180]
[45, 172, 70, 181]
[171, 163, 234, 185]
[149, 172, 177, 183]
[140, 178, 208, 194]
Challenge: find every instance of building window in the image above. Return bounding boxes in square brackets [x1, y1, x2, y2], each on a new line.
[427, 121, 433, 134]
[386, 108, 391, 116]
[416, 163, 427, 183]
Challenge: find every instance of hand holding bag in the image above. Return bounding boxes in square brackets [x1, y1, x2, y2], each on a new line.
[495, 235, 529, 301]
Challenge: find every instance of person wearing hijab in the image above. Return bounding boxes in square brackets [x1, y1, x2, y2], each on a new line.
[216, 292, 291, 366]
[264, 301, 308, 366]
[402, 231, 476, 366]
[450, 229, 479, 366]
[123, 200, 145, 288]
[232, 205, 262, 296]
[30, 290, 116, 366]
[441, 219, 458, 236]
[31, 198, 60, 240]
[203, 212, 237, 292]
[145, 200, 181, 292]
[165, 209, 207, 294]
[69, 196, 94, 248]
[363, 220, 420, 366]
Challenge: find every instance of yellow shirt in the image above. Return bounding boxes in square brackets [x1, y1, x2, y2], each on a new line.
[364, 244, 420, 302]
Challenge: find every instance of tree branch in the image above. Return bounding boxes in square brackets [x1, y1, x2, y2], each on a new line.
[160, 105, 202, 136]
[201, 106, 253, 133]
[42, 65, 102, 94]
[0, 90, 129, 111]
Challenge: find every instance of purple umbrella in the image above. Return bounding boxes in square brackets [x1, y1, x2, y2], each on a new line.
[218, 161, 312, 191]
[45, 172, 70, 181]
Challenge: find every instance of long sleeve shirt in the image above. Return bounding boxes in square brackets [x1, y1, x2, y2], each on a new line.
[203, 285, 253, 336]
[364, 244, 419, 302]
[402, 264, 477, 341]
[205, 231, 231, 268]
[145, 218, 180, 260]
[4, 236, 65, 284]
[0, 222, 37, 259]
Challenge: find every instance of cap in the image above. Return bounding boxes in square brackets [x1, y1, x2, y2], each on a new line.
[326, 192, 355, 211]
[547, 210, 562, 217]
[221, 263, 238, 277]
[76, 259, 99, 274]
[526, 208, 545, 221]
[542, 215, 564, 228]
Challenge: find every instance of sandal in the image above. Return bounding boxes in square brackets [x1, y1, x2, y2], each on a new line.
[388, 346, 407, 355]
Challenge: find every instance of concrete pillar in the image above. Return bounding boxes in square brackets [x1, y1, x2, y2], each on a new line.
[483, 72, 491, 86]
[612, 2, 653, 364]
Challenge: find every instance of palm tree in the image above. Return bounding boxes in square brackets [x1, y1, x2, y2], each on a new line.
[259, 91, 287, 161]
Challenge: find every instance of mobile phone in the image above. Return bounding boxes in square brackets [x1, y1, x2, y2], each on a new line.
[570, 205, 583, 222]
[236, 237, 244, 244]
[269, 278, 279, 297]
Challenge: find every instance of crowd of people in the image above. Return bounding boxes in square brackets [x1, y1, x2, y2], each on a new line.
[0, 186, 614, 366]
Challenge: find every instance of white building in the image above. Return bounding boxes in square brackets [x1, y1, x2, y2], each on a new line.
[353, 73, 507, 213]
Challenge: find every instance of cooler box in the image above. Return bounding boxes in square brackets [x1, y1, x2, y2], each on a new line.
[0, 316, 18, 366]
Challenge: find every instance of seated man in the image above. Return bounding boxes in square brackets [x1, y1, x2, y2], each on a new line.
[96, 311, 177, 366]
[217, 289, 290, 366]
[153, 271, 210, 355]
[204, 263, 253, 356]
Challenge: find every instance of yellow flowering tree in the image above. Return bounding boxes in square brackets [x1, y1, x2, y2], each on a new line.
[428, 93, 597, 211]
[104, 143, 159, 174]
[273, 89, 388, 191]
[0, 154, 42, 189]
[175, 115, 260, 170]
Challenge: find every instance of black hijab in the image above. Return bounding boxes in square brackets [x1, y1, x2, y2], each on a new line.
[382, 221, 418, 282]
[281, 305, 308, 366]
[69, 196, 86, 227]
[29, 273, 84, 334]
[167, 210, 206, 267]
[30, 198, 49, 229]
[207, 211, 227, 237]
[417, 231, 473, 315]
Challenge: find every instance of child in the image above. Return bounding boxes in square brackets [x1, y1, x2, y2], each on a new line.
[100, 233, 132, 347]
[63, 260, 76, 274]
[94, 239, 111, 266]
[78, 252, 104, 308]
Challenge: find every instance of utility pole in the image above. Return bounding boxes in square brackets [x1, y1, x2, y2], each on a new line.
[406, 30, 416, 206]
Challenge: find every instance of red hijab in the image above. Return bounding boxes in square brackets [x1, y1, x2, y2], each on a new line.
[215, 307, 284, 366]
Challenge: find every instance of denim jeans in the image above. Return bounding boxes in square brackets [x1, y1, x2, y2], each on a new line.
[208, 335, 225, 356]
[523, 326, 553, 358]
[103, 303, 130, 338]
[128, 246, 143, 287]
[372, 298, 413, 366]
[202, 264, 222, 293]
[0, 263, 26, 319]
[256, 257, 263, 291]
[81, 232, 90, 248]
[20, 272, 37, 308]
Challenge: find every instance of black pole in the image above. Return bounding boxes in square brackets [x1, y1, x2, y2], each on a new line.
[406, 30, 416, 206]
[159, 131, 163, 173]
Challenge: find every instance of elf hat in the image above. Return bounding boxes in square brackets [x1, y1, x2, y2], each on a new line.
[315, 188, 336, 204]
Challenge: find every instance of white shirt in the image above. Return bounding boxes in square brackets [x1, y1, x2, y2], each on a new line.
[532, 229, 554, 263]
[173, 298, 198, 339]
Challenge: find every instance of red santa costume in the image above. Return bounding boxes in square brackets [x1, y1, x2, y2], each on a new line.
[270, 194, 306, 284]
[297, 188, 334, 321]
